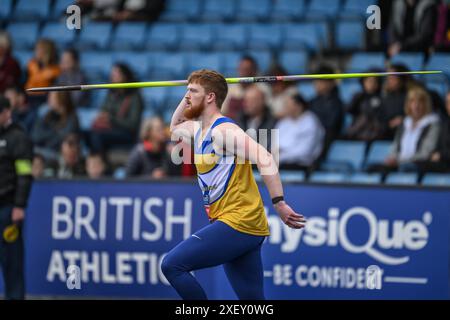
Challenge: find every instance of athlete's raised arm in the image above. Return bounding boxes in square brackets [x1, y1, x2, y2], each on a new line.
[169, 96, 196, 141]
[212, 122, 306, 229]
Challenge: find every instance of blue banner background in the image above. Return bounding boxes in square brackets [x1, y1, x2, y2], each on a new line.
[0, 180, 449, 299]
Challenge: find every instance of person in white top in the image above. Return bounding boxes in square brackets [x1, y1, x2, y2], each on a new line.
[276, 94, 325, 169]
[385, 86, 440, 170]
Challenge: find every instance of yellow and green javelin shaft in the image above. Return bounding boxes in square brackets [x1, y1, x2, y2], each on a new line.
[26, 71, 442, 93]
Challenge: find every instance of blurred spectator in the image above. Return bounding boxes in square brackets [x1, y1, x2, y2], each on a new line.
[0, 31, 21, 93]
[379, 64, 409, 139]
[49, 134, 86, 179]
[222, 55, 271, 121]
[24, 39, 61, 107]
[86, 152, 108, 179]
[32, 91, 79, 160]
[113, 0, 165, 21]
[309, 64, 344, 147]
[388, 0, 438, 58]
[345, 70, 384, 141]
[267, 64, 299, 119]
[31, 154, 45, 179]
[77, 0, 164, 21]
[237, 84, 276, 151]
[277, 94, 324, 170]
[90, 63, 143, 153]
[434, 0, 450, 51]
[126, 117, 180, 178]
[4, 86, 36, 133]
[379, 87, 440, 172]
[427, 91, 450, 172]
[56, 48, 90, 107]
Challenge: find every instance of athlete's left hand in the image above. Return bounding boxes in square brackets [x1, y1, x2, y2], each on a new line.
[274, 201, 306, 229]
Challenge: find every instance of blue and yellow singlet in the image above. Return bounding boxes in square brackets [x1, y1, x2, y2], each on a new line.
[194, 117, 270, 236]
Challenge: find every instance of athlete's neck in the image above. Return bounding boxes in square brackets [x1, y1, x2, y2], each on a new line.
[199, 106, 223, 131]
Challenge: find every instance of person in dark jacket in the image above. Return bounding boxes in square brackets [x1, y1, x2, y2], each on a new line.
[378, 64, 410, 140]
[32, 91, 79, 161]
[388, 0, 438, 57]
[56, 48, 90, 107]
[0, 32, 21, 94]
[90, 63, 143, 153]
[345, 69, 384, 141]
[0, 95, 33, 300]
[309, 64, 344, 149]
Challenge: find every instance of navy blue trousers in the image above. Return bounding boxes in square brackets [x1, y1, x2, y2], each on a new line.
[161, 221, 266, 300]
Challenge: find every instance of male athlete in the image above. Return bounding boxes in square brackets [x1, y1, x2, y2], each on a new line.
[161, 69, 306, 300]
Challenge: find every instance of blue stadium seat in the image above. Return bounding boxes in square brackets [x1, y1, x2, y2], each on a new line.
[51, 0, 75, 19]
[212, 24, 248, 51]
[385, 173, 418, 185]
[427, 53, 450, 78]
[391, 53, 423, 71]
[166, 86, 188, 113]
[202, 0, 236, 22]
[0, 0, 13, 20]
[309, 172, 348, 183]
[146, 24, 180, 50]
[111, 22, 147, 50]
[13, 0, 51, 20]
[151, 53, 186, 80]
[297, 83, 316, 100]
[341, 113, 353, 135]
[248, 24, 283, 50]
[307, 0, 341, 19]
[114, 167, 127, 180]
[142, 87, 169, 112]
[422, 174, 450, 187]
[336, 21, 364, 50]
[340, 81, 362, 105]
[426, 81, 448, 99]
[221, 51, 242, 77]
[348, 52, 385, 72]
[78, 22, 113, 50]
[365, 141, 392, 168]
[89, 90, 108, 109]
[235, 0, 272, 22]
[41, 22, 77, 48]
[340, 0, 375, 20]
[245, 50, 273, 74]
[7, 22, 40, 50]
[142, 108, 157, 120]
[186, 53, 222, 74]
[159, 0, 202, 22]
[77, 108, 98, 131]
[280, 171, 305, 183]
[13, 51, 33, 70]
[279, 51, 308, 75]
[81, 52, 113, 83]
[112, 52, 151, 80]
[283, 23, 324, 52]
[349, 173, 382, 184]
[178, 24, 214, 51]
[322, 140, 366, 172]
[270, 0, 305, 21]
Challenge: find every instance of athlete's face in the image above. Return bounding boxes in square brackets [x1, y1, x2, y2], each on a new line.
[184, 83, 206, 120]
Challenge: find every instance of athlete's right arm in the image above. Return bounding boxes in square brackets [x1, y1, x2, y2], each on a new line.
[170, 97, 195, 141]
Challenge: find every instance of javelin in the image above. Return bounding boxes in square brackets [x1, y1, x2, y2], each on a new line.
[26, 71, 442, 93]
